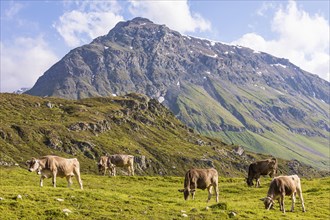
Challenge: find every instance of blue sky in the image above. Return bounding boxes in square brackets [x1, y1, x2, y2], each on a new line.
[1, 0, 329, 92]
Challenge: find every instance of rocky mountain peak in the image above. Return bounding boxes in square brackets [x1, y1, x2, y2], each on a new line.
[25, 17, 329, 170]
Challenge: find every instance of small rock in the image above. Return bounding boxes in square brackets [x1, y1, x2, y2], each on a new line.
[56, 198, 64, 202]
[0, 197, 4, 201]
[203, 206, 210, 211]
[46, 102, 53, 108]
[16, 195, 22, 200]
[182, 213, 188, 217]
[181, 210, 186, 213]
[229, 211, 237, 218]
[63, 209, 72, 213]
[63, 208, 72, 216]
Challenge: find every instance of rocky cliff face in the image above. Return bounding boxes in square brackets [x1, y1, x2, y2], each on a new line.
[26, 17, 329, 169]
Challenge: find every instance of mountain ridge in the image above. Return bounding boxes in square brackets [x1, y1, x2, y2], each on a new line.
[25, 17, 330, 169]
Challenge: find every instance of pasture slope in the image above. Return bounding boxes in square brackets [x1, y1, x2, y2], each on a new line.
[0, 167, 329, 219]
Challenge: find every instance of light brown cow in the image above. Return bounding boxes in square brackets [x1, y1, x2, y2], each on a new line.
[109, 154, 134, 176]
[99, 154, 134, 176]
[97, 156, 115, 176]
[27, 155, 83, 189]
[178, 168, 219, 202]
[246, 158, 278, 187]
[260, 175, 305, 213]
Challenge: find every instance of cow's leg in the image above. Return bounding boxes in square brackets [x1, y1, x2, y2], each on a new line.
[52, 172, 57, 188]
[191, 181, 197, 200]
[74, 171, 83, 189]
[214, 184, 219, 203]
[191, 190, 195, 200]
[66, 175, 73, 188]
[254, 174, 260, 187]
[280, 194, 285, 213]
[291, 192, 296, 212]
[111, 167, 116, 176]
[207, 186, 213, 202]
[256, 178, 261, 187]
[127, 166, 131, 176]
[40, 175, 45, 187]
[130, 165, 135, 176]
[297, 187, 306, 212]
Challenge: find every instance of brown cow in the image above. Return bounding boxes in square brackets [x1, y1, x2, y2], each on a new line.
[178, 168, 219, 202]
[246, 158, 278, 187]
[98, 154, 134, 176]
[97, 156, 115, 176]
[27, 155, 83, 189]
[260, 175, 305, 213]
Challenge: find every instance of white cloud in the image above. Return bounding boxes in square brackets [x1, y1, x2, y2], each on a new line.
[54, 1, 124, 47]
[256, 2, 275, 17]
[4, 2, 24, 19]
[0, 37, 58, 92]
[233, 1, 330, 81]
[128, 0, 211, 33]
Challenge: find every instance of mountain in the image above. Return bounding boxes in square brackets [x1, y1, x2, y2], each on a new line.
[0, 93, 325, 177]
[26, 17, 329, 170]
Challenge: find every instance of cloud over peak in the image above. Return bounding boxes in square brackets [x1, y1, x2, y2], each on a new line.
[233, 1, 329, 81]
[54, 1, 124, 47]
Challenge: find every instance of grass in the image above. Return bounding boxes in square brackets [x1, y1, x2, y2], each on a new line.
[0, 167, 329, 219]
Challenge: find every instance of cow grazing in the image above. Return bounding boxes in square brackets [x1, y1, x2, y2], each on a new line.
[97, 156, 115, 176]
[99, 154, 134, 176]
[178, 168, 219, 202]
[260, 175, 305, 213]
[27, 155, 83, 189]
[246, 158, 278, 187]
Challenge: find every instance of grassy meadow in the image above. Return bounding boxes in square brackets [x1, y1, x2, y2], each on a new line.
[0, 167, 329, 219]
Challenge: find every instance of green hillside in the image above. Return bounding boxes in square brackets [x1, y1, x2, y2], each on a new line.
[0, 93, 325, 177]
[174, 82, 329, 170]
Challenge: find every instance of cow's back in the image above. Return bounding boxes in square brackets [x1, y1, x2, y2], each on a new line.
[44, 156, 79, 177]
[269, 175, 298, 196]
[185, 168, 218, 190]
[249, 159, 276, 176]
[110, 154, 134, 167]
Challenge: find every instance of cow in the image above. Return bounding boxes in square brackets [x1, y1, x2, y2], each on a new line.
[97, 156, 115, 176]
[260, 175, 305, 213]
[178, 168, 219, 202]
[246, 158, 278, 187]
[26, 155, 83, 189]
[98, 154, 134, 176]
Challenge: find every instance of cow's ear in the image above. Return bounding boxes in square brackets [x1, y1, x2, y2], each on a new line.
[25, 160, 30, 165]
[260, 197, 266, 201]
[178, 189, 184, 192]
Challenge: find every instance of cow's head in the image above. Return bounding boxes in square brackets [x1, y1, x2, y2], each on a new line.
[26, 158, 40, 173]
[178, 188, 195, 200]
[246, 178, 253, 187]
[260, 197, 274, 210]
